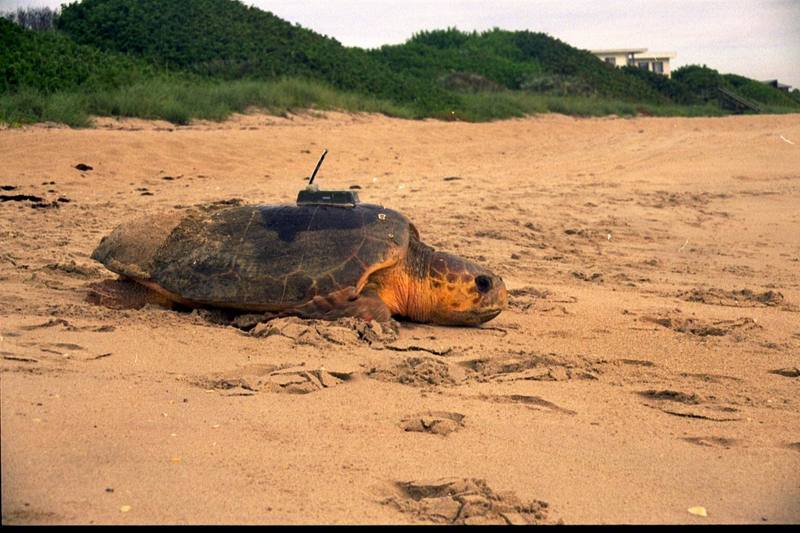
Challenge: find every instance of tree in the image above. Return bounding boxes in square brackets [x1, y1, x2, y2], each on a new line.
[0, 7, 59, 31]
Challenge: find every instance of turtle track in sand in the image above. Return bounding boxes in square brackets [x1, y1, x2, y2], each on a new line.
[383, 477, 558, 525]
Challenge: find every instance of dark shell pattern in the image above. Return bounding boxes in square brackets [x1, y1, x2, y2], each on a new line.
[149, 204, 411, 308]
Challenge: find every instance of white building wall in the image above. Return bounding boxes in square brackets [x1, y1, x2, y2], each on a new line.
[590, 49, 675, 78]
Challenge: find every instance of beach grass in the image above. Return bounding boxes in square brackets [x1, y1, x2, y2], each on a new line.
[0, 76, 786, 128]
[0, 77, 419, 127]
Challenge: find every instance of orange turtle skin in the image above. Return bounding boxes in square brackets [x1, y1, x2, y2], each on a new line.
[91, 203, 507, 326]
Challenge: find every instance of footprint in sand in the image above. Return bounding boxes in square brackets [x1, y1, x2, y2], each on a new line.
[1, 352, 40, 364]
[639, 389, 700, 405]
[384, 338, 453, 356]
[1, 507, 62, 524]
[191, 363, 355, 396]
[472, 394, 576, 415]
[250, 316, 399, 347]
[19, 318, 115, 333]
[637, 389, 741, 422]
[384, 477, 556, 525]
[44, 261, 101, 279]
[507, 286, 549, 312]
[641, 312, 760, 339]
[682, 436, 738, 448]
[34, 342, 86, 358]
[459, 352, 598, 384]
[678, 288, 786, 308]
[400, 411, 465, 436]
[679, 372, 742, 384]
[197, 313, 398, 347]
[769, 367, 800, 378]
[368, 356, 463, 387]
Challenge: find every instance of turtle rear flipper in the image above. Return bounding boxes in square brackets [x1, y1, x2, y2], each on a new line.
[86, 279, 178, 310]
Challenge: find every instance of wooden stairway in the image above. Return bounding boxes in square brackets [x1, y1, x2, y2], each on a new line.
[717, 87, 761, 113]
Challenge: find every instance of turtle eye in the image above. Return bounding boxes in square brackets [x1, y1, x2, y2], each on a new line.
[475, 275, 493, 293]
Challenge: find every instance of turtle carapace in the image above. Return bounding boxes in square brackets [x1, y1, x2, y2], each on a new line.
[91, 203, 508, 326]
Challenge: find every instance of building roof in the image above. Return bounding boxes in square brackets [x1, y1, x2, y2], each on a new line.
[762, 79, 791, 90]
[636, 51, 677, 59]
[590, 48, 648, 55]
[590, 48, 676, 60]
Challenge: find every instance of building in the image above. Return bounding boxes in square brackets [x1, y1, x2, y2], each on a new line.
[590, 48, 677, 77]
[761, 80, 792, 92]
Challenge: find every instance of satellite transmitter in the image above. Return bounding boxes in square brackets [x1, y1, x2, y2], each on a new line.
[296, 149, 361, 207]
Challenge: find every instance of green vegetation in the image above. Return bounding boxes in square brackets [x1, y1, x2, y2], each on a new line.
[723, 73, 800, 109]
[0, 78, 421, 128]
[0, 17, 159, 94]
[54, 0, 455, 111]
[1, 0, 798, 127]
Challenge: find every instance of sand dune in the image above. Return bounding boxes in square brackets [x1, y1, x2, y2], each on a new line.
[1, 112, 799, 524]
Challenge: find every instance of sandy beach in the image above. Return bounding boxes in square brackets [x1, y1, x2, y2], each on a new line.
[1, 111, 799, 524]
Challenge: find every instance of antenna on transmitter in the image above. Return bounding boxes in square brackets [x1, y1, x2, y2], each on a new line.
[296, 149, 360, 207]
[307, 148, 328, 189]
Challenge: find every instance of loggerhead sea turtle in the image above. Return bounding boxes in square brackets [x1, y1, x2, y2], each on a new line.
[91, 202, 507, 326]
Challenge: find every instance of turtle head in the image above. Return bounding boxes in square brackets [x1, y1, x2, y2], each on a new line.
[423, 250, 507, 326]
[372, 236, 507, 326]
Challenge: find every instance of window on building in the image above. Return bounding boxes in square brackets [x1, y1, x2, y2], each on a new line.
[604, 57, 616, 66]
[637, 61, 650, 71]
[652, 61, 664, 74]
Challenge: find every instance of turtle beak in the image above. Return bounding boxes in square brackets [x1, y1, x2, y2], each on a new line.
[496, 282, 508, 308]
[479, 307, 503, 322]
[473, 282, 507, 324]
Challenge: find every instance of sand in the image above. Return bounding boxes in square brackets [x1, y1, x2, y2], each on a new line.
[1, 111, 799, 524]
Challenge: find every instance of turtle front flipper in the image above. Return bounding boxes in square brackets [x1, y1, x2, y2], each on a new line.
[288, 287, 393, 325]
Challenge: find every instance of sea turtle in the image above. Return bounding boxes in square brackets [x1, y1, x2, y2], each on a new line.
[90, 202, 507, 326]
